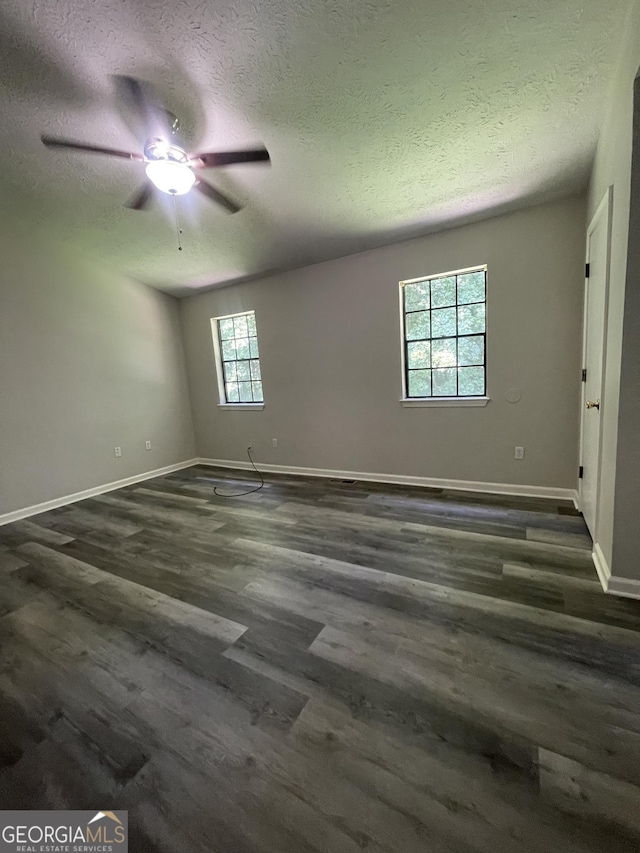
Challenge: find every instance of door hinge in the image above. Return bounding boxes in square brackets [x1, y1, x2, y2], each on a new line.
[582, 368, 587, 382]
[579, 465, 584, 479]
[585, 263, 590, 278]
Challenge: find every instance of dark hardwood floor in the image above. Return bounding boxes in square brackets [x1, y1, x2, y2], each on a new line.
[1, 465, 640, 851]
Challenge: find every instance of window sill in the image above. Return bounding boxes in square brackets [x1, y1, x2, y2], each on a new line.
[218, 403, 264, 411]
[401, 396, 490, 408]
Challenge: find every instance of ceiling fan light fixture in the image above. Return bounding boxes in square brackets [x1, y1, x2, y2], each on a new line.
[145, 159, 196, 195]
[42, 77, 269, 215]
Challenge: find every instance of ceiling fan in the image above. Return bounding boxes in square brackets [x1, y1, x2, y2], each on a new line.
[41, 76, 270, 214]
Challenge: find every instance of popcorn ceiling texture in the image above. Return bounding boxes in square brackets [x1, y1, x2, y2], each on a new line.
[0, 0, 630, 295]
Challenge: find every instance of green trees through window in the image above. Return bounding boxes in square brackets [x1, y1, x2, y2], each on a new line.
[215, 311, 263, 403]
[402, 267, 486, 397]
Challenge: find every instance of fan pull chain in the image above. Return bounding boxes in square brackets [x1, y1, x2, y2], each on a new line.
[173, 193, 183, 251]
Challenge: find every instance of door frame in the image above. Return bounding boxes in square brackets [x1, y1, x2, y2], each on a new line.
[578, 185, 613, 539]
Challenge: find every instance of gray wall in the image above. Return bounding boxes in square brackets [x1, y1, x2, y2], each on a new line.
[0, 222, 196, 517]
[587, 0, 640, 577]
[612, 71, 640, 581]
[181, 195, 586, 489]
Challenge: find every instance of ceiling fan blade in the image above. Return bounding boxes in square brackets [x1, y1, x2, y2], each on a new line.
[194, 178, 241, 213]
[116, 75, 149, 122]
[192, 148, 270, 168]
[41, 135, 143, 160]
[114, 75, 179, 139]
[125, 182, 154, 211]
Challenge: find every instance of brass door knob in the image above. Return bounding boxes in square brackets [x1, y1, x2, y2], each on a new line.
[586, 400, 600, 410]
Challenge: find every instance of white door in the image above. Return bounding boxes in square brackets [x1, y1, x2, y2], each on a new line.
[579, 187, 612, 538]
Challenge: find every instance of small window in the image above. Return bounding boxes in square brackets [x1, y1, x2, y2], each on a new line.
[211, 310, 263, 404]
[401, 266, 486, 398]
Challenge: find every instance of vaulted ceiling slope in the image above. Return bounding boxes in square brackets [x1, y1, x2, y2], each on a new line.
[0, 0, 630, 295]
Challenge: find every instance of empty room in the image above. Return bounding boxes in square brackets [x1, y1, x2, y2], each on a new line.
[1, 0, 640, 850]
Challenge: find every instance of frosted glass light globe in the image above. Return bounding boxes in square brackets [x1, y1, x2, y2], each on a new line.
[145, 159, 196, 195]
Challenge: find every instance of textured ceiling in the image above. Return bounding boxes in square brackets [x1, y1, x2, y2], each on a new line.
[0, 0, 630, 295]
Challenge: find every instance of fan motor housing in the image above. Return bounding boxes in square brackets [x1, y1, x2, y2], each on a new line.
[144, 139, 188, 164]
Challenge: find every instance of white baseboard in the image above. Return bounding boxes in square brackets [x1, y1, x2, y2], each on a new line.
[608, 575, 640, 599]
[195, 457, 576, 502]
[592, 541, 640, 599]
[0, 459, 199, 527]
[592, 542, 611, 592]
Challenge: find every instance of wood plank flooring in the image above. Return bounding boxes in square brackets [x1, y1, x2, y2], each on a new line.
[1, 465, 640, 851]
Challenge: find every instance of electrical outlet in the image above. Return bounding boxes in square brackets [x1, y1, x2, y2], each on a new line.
[514, 446, 525, 460]
[272, 438, 278, 447]
[145, 440, 152, 451]
[114, 447, 122, 458]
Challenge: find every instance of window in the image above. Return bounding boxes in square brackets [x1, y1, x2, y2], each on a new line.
[211, 310, 264, 405]
[401, 265, 486, 399]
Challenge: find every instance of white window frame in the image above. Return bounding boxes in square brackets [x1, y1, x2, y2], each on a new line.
[399, 264, 490, 407]
[211, 310, 265, 410]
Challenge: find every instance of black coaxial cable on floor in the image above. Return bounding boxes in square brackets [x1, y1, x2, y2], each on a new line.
[213, 446, 264, 497]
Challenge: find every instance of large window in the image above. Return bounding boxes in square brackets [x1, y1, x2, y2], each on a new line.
[211, 310, 263, 404]
[401, 266, 486, 398]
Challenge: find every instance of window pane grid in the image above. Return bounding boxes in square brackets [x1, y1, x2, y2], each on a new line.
[403, 269, 486, 398]
[216, 311, 263, 403]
